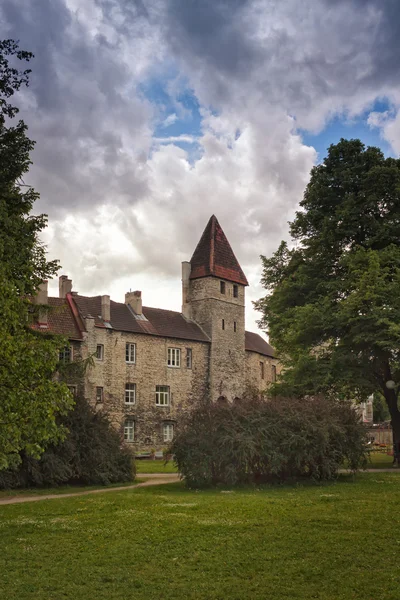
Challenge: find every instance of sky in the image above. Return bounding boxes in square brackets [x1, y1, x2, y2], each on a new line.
[2, 0, 400, 336]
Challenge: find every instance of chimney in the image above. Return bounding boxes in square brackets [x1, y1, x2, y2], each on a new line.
[101, 295, 110, 322]
[59, 275, 72, 298]
[84, 314, 95, 335]
[182, 261, 191, 319]
[34, 280, 48, 327]
[125, 290, 142, 315]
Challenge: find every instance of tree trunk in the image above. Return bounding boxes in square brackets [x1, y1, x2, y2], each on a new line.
[383, 388, 400, 466]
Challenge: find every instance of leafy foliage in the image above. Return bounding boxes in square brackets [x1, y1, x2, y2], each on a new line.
[0, 396, 135, 488]
[0, 40, 73, 469]
[256, 139, 400, 442]
[170, 394, 367, 487]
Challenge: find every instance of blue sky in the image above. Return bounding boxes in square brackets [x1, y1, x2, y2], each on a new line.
[301, 99, 394, 163]
[145, 75, 395, 163]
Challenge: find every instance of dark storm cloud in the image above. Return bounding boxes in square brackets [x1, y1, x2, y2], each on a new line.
[0, 0, 153, 214]
[2, 0, 400, 317]
[2, 0, 400, 221]
[162, 0, 258, 76]
[319, 0, 400, 87]
[159, 0, 400, 126]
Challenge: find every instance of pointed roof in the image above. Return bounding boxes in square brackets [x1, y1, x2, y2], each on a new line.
[189, 215, 248, 286]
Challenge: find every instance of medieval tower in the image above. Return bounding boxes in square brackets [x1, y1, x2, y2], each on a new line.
[35, 214, 278, 449]
[182, 215, 248, 400]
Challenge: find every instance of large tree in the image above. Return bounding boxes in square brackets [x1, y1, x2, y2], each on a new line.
[0, 40, 73, 470]
[256, 139, 400, 448]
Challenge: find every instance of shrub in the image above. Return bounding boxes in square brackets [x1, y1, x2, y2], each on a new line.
[170, 394, 368, 487]
[0, 396, 135, 488]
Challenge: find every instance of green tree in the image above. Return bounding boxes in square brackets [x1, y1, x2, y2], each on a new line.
[0, 39, 73, 470]
[256, 139, 400, 449]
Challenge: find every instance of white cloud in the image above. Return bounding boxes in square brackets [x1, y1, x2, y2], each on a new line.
[161, 113, 178, 128]
[3, 0, 400, 338]
[368, 109, 400, 155]
[154, 134, 198, 144]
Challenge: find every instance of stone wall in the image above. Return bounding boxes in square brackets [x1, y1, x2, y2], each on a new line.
[245, 350, 280, 393]
[188, 277, 245, 400]
[82, 324, 210, 450]
[59, 340, 86, 399]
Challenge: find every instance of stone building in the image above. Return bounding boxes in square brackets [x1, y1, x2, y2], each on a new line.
[36, 215, 278, 450]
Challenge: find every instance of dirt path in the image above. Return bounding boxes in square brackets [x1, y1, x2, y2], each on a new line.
[0, 473, 180, 506]
[1, 469, 399, 506]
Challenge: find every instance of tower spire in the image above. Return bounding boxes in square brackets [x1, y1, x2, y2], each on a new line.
[189, 215, 248, 285]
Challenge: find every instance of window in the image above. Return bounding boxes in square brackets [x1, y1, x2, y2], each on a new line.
[167, 348, 181, 368]
[67, 385, 77, 397]
[156, 385, 170, 406]
[220, 281, 226, 294]
[96, 344, 104, 360]
[222, 319, 225, 330]
[260, 362, 264, 380]
[163, 423, 174, 442]
[233, 284, 238, 298]
[96, 386, 103, 404]
[125, 383, 136, 405]
[125, 342, 136, 364]
[186, 348, 192, 369]
[234, 321, 237, 332]
[59, 346, 71, 362]
[124, 419, 135, 442]
[271, 365, 277, 383]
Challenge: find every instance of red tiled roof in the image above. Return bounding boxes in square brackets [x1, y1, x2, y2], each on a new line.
[73, 295, 210, 343]
[31, 298, 83, 340]
[73, 295, 104, 327]
[190, 215, 249, 286]
[245, 331, 275, 358]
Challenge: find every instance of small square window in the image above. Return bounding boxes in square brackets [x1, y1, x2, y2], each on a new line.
[233, 285, 238, 298]
[59, 346, 71, 362]
[126, 343, 136, 364]
[167, 348, 181, 368]
[163, 423, 174, 442]
[96, 386, 104, 404]
[260, 362, 264, 380]
[222, 319, 225, 330]
[124, 419, 135, 442]
[156, 386, 170, 406]
[125, 383, 136, 404]
[220, 281, 226, 294]
[96, 344, 104, 360]
[186, 348, 192, 369]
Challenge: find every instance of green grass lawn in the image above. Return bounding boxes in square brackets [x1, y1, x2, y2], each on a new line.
[1, 473, 400, 600]
[368, 451, 394, 469]
[135, 459, 178, 474]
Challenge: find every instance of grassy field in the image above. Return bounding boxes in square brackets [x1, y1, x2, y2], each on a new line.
[0, 452, 392, 499]
[135, 459, 178, 474]
[1, 473, 400, 600]
[368, 451, 394, 468]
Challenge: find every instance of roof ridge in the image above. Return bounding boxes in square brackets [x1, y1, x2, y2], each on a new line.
[143, 305, 184, 316]
[209, 214, 216, 273]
